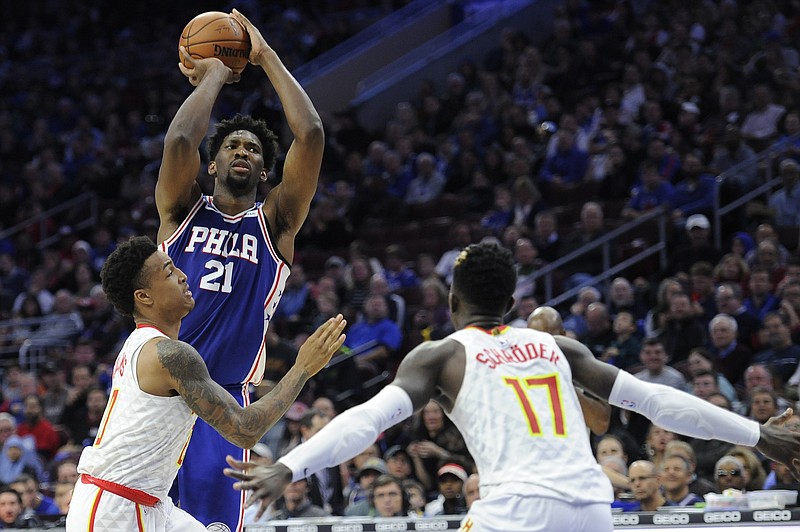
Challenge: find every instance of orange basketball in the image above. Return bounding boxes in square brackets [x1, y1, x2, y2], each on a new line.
[179, 12, 250, 74]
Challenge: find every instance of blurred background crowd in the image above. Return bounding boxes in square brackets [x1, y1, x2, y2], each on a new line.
[0, 0, 799, 525]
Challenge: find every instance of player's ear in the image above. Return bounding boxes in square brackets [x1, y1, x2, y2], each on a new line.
[449, 292, 459, 314]
[259, 169, 268, 182]
[134, 288, 153, 309]
[208, 161, 217, 176]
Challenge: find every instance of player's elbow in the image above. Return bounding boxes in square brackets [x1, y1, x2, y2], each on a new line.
[163, 132, 196, 159]
[295, 116, 324, 146]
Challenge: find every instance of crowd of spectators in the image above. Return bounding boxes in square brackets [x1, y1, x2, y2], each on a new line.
[1, 0, 800, 523]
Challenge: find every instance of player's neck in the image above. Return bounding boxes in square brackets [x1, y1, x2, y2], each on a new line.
[462, 315, 503, 330]
[135, 319, 180, 340]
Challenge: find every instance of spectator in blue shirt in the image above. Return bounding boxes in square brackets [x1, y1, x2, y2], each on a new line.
[621, 161, 675, 220]
[343, 294, 403, 376]
[768, 158, 800, 226]
[670, 151, 717, 224]
[538, 128, 589, 185]
[383, 244, 419, 292]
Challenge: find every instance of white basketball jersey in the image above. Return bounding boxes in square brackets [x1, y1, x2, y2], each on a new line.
[447, 326, 613, 505]
[77, 325, 198, 502]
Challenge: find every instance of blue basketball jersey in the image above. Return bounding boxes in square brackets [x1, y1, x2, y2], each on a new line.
[160, 196, 290, 387]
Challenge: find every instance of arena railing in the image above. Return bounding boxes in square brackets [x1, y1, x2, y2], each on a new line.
[711, 132, 800, 250]
[532, 206, 670, 309]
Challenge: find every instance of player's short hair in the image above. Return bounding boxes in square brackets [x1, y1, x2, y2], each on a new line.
[207, 114, 278, 170]
[452, 242, 516, 314]
[100, 236, 158, 317]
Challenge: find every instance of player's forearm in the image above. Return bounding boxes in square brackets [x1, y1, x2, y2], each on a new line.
[166, 67, 229, 149]
[234, 364, 311, 448]
[280, 385, 414, 481]
[255, 49, 323, 143]
[608, 371, 760, 445]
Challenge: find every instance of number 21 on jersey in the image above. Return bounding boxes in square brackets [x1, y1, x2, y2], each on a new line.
[504, 373, 567, 437]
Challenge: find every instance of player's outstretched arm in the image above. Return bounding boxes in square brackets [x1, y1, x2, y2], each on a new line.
[223, 340, 453, 519]
[155, 51, 235, 242]
[151, 315, 345, 449]
[231, 9, 323, 239]
[557, 335, 800, 480]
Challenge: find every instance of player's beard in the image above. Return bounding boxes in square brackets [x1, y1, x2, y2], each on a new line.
[222, 170, 257, 198]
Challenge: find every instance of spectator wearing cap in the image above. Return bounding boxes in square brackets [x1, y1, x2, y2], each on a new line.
[344, 457, 389, 516]
[245, 443, 273, 469]
[667, 214, 723, 277]
[768, 158, 800, 226]
[424, 463, 469, 516]
[384, 445, 413, 481]
[714, 455, 747, 492]
[674, 101, 703, 154]
[670, 151, 716, 222]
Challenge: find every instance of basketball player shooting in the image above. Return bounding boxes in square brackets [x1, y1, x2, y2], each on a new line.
[65, 237, 345, 530]
[225, 242, 800, 532]
[155, 9, 323, 530]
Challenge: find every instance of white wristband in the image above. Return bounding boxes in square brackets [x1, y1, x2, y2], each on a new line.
[279, 385, 414, 482]
[608, 370, 761, 446]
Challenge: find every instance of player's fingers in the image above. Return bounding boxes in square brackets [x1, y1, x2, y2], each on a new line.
[329, 333, 346, 355]
[225, 454, 247, 469]
[765, 408, 794, 426]
[223, 468, 251, 482]
[792, 458, 800, 481]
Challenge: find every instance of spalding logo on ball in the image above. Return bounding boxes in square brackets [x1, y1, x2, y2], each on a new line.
[179, 12, 250, 74]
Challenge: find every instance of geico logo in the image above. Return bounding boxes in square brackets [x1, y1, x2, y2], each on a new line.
[703, 511, 742, 523]
[287, 526, 319, 532]
[333, 525, 365, 532]
[612, 514, 640, 526]
[414, 521, 449, 531]
[753, 510, 792, 522]
[375, 523, 409, 532]
[653, 513, 690, 525]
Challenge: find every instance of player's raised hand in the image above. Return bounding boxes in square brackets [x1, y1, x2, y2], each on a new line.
[177, 46, 239, 86]
[294, 314, 346, 377]
[224, 456, 291, 520]
[230, 9, 270, 65]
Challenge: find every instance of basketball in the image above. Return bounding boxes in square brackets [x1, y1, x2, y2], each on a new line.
[179, 12, 250, 74]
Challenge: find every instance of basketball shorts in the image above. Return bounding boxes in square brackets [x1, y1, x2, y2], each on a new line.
[66, 476, 206, 531]
[459, 494, 613, 532]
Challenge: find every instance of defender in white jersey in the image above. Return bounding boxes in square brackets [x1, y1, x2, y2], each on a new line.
[66, 237, 345, 531]
[225, 242, 800, 532]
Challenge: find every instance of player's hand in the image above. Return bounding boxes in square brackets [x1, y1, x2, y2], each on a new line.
[230, 9, 270, 65]
[294, 315, 346, 377]
[756, 420, 800, 481]
[224, 456, 291, 520]
[178, 47, 239, 86]
[765, 408, 794, 427]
